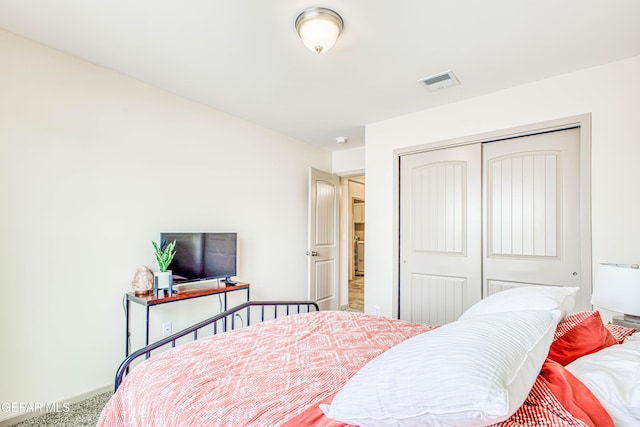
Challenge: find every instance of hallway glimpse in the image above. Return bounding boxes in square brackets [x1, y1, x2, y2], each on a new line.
[348, 277, 364, 312]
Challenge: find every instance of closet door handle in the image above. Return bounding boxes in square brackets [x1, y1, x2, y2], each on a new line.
[306, 251, 318, 257]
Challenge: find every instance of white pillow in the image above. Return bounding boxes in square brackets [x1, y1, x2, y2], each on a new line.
[459, 285, 578, 321]
[566, 334, 640, 426]
[321, 310, 560, 427]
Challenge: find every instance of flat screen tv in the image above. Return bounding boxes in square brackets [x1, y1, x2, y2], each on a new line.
[160, 232, 237, 284]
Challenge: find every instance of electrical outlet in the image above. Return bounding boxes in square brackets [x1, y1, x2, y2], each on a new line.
[374, 305, 381, 316]
[162, 322, 172, 337]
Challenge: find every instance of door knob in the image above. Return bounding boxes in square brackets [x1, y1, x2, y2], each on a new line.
[306, 251, 319, 257]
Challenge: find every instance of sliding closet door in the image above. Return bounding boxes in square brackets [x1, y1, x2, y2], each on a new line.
[399, 125, 588, 323]
[399, 144, 482, 325]
[482, 128, 582, 296]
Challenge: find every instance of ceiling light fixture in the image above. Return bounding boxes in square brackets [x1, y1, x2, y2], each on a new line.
[336, 136, 348, 144]
[295, 7, 343, 54]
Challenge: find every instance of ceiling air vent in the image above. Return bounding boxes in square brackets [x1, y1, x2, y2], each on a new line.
[418, 70, 459, 92]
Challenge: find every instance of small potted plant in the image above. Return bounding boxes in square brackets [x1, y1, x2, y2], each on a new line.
[152, 240, 176, 296]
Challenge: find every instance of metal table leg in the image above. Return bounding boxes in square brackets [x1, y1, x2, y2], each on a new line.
[125, 298, 130, 357]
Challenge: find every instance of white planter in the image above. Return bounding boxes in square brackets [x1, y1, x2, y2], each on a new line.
[154, 270, 173, 296]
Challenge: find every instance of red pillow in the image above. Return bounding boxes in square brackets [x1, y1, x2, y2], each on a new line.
[538, 358, 614, 427]
[548, 311, 618, 365]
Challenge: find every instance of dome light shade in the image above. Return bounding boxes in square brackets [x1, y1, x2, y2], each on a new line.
[295, 7, 343, 54]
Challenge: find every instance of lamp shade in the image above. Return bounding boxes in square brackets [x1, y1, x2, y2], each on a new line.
[591, 263, 640, 316]
[295, 7, 343, 54]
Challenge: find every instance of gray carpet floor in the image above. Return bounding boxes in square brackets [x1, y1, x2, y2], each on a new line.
[10, 391, 112, 427]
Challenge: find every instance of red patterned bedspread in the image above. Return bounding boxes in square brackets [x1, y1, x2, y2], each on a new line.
[98, 311, 610, 427]
[98, 311, 433, 427]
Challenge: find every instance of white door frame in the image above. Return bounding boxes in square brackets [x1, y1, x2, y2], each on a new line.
[392, 114, 592, 318]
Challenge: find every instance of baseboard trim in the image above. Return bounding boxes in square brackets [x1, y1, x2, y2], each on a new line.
[0, 383, 112, 427]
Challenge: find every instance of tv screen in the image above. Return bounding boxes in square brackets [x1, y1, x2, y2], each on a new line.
[160, 232, 237, 283]
[203, 233, 237, 280]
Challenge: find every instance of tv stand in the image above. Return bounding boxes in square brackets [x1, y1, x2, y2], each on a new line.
[125, 283, 249, 357]
[222, 277, 237, 285]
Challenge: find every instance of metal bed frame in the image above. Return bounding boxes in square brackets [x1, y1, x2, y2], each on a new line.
[115, 300, 320, 391]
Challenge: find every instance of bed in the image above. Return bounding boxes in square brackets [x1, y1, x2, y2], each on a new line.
[98, 288, 639, 426]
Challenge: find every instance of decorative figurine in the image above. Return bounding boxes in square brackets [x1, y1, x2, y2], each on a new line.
[131, 266, 154, 295]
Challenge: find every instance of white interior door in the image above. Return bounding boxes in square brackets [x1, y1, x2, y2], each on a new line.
[399, 125, 589, 323]
[308, 168, 340, 311]
[482, 128, 583, 301]
[399, 144, 482, 325]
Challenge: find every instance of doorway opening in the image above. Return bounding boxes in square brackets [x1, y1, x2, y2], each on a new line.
[347, 176, 365, 312]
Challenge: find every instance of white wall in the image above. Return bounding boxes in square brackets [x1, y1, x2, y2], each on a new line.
[0, 29, 331, 420]
[332, 146, 365, 176]
[364, 55, 640, 318]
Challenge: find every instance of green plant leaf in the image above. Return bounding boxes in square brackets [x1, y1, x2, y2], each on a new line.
[152, 240, 176, 272]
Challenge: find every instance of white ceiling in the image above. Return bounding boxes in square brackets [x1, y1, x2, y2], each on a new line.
[1, 0, 640, 151]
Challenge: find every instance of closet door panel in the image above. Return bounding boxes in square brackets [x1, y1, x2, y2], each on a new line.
[482, 128, 582, 295]
[399, 144, 482, 325]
